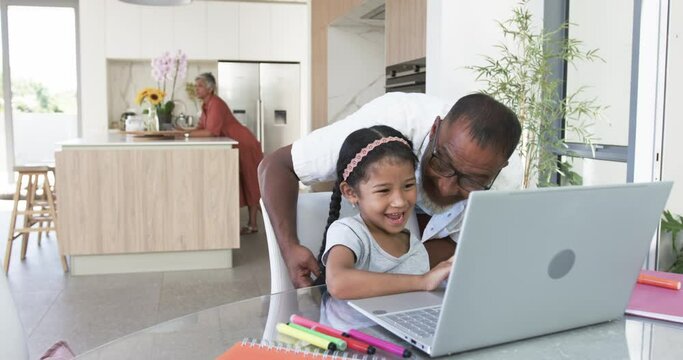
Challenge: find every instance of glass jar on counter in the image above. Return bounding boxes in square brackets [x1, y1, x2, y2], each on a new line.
[119, 109, 137, 131]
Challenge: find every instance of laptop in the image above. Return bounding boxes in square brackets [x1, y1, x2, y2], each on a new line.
[348, 182, 672, 357]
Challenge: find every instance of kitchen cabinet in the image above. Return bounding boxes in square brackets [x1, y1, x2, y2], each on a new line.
[140, 6, 174, 59]
[206, 1, 239, 60]
[238, 2, 272, 61]
[104, 0, 304, 62]
[385, 0, 427, 66]
[174, 2, 208, 59]
[270, 4, 307, 61]
[105, 0, 141, 59]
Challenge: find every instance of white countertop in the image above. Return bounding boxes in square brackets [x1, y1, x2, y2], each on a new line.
[59, 133, 238, 148]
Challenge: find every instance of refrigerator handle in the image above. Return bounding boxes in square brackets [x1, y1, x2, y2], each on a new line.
[259, 99, 265, 153]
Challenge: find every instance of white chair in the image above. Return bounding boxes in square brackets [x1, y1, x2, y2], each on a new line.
[261, 191, 355, 341]
[0, 274, 29, 360]
[261, 191, 355, 294]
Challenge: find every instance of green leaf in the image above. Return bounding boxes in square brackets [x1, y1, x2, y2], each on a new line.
[667, 250, 683, 274]
[661, 210, 683, 242]
[159, 101, 175, 115]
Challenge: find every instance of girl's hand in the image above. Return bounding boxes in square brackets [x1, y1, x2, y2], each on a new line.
[421, 257, 454, 291]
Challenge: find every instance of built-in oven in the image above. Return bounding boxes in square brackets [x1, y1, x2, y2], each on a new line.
[385, 57, 426, 93]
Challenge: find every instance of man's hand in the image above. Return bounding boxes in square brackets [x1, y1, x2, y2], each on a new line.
[258, 145, 319, 288]
[284, 244, 321, 288]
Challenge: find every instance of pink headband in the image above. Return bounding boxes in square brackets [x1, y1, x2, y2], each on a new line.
[342, 136, 410, 181]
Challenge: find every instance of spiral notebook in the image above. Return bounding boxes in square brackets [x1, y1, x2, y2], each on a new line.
[216, 338, 384, 359]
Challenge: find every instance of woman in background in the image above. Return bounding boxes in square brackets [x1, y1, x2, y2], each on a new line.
[188, 72, 263, 235]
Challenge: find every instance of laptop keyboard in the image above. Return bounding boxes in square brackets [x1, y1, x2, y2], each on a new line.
[383, 306, 441, 339]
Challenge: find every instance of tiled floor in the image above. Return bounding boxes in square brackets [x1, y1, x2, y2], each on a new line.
[1, 206, 271, 359]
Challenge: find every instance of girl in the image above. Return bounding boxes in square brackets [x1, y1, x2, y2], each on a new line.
[318, 125, 453, 300]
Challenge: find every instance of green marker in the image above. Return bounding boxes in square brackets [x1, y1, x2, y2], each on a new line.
[287, 322, 347, 351]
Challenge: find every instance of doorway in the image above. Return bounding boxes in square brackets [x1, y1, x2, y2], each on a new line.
[0, 0, 79, 188]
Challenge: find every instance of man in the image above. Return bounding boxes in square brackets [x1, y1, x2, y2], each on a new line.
[258, 92, 521, 288]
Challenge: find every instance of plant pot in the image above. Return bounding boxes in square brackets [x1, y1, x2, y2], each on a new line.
[158, 111, 173, 126]
[157, 111, 173, 131]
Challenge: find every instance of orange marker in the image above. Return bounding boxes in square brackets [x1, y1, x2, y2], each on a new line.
[637, 273, 681, 290]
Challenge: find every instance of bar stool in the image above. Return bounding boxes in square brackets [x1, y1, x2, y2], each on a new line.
[36, 165, 56, 246]
[3, 165, 68, 274]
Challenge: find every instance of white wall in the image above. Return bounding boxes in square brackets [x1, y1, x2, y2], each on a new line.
[107, 60, 218, 127]
[426, 0, 544, 103]
[327, 24, 385, 123]
[78, 0, 308, 137]
[79, 0, 108, 137]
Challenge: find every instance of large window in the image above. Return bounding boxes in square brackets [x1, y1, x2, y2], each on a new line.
[0, 0, 79, 186]
[553, 0, 634, 186]
[553, 0, 670, 271]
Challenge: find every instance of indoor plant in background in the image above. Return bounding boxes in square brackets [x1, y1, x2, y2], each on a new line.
[135, 87, 165, 131]
[185, 81, 200, 116]
[660, 211, 683, 274]
[470, 0, 605, 188]
[136, 50, 188, 130]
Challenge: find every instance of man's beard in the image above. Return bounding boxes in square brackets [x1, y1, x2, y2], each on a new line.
[416, 162, 450, 215]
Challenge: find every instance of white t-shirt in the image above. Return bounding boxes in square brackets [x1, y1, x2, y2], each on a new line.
[322, 214, 430, 275]
[291, 92, 522, 243]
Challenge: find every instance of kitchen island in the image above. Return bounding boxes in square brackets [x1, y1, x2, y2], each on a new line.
[55, 133, 240, 275]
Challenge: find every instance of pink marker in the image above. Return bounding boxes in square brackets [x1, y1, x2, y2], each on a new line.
[347, 329, 411, 358]
[290, 314, 345, 337]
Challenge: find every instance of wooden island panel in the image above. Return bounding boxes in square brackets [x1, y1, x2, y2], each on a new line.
[56, 147, 239, 255]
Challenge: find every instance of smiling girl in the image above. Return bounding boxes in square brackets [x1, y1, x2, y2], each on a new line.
[318, 126, 453, 300]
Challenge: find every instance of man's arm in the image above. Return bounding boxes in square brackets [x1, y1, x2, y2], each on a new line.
[258, 145, 321, 288]
[424, 238, 456, 269]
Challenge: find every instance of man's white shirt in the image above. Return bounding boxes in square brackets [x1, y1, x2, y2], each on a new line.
[291, 92, 521, 243]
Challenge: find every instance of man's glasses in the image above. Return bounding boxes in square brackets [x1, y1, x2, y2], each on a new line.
[428, 119, 500, 192]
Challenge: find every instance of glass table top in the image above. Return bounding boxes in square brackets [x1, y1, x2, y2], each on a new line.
[75, 286, 683, 360]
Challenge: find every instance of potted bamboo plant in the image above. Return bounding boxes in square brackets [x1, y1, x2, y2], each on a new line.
[470, 0, 604, 188]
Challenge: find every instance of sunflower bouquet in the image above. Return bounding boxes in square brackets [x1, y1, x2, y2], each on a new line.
[134, 87, 165, 131]
[135, 87, 166, 108]
[134, 50, 188, 130]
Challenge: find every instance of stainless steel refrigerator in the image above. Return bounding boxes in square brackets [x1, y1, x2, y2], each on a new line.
[217, 61, 301, 154]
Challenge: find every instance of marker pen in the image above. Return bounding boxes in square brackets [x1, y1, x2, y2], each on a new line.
[348, 329, 412, 358]
[276, 323, 336, 351]
[290, 314, 345, 337]
[313, 325, 376, 354]
[289, 314, 376, 354]
[638, 273, 681, 290]
[290, 315, 326, 330]
[287, 323, 347, 351]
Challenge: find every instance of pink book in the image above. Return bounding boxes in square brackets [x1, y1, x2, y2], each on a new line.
[625, 270, 683, 323]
